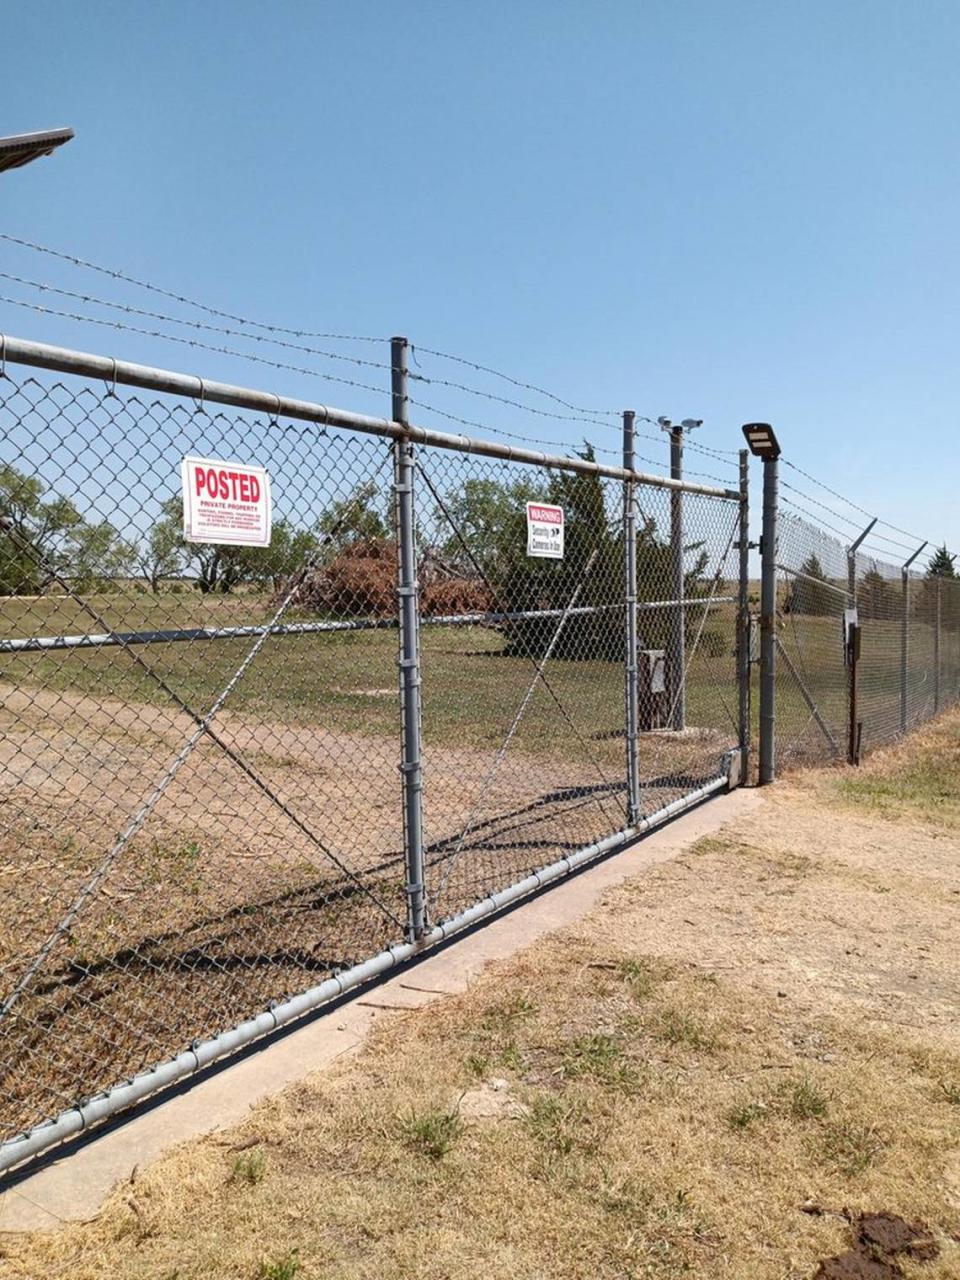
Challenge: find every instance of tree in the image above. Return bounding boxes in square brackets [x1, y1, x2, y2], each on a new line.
[0, 463, 83, 593]
[927, 544, 956, 578]
[145, 494, 320, 594]
[138, 500, 184, 593]
[436, 475, 545, 576]
[917, 543, 960, 627]
[0, 463, 133, 595]
[786, 554, 838, 617]
[317, 482, 388, 557]
[857, 565, 896, 620]
[67, 519, 137, 590]
[255, 521, 320, 592]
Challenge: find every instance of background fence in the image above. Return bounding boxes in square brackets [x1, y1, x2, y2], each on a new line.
[774, 504, 960, 769]
[0, 335, 746, 1171]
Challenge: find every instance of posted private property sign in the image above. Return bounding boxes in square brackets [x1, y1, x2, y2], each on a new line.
[526, 502, 564, 559]
[181, 456, 272, 547]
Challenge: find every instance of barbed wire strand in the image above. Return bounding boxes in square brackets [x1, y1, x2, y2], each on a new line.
[0, 293, 389, 399]
[783, 455, 940, 550]
[0, 265, 737, 468]
[0, 231, 387, 343]
[0, 271, 393, 372]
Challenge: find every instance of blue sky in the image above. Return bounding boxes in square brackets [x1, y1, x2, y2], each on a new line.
[2, 0, 958, 562]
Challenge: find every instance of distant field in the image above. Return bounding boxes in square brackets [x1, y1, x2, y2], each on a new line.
[0, 590, 741, 758]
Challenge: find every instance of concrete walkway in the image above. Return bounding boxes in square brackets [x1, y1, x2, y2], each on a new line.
[0, 787, 761, 1233]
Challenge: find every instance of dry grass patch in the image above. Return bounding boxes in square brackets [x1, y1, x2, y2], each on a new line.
[829, 714, 960, 830]
[3, 926, 960, 1280]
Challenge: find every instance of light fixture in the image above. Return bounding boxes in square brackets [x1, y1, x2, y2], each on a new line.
[0, 128, 74, 174]
[741, 422, 780, 459]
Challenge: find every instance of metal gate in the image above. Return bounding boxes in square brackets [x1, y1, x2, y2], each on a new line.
[0, 334, 747, 1172]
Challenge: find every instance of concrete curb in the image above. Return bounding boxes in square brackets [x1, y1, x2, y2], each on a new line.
[0, 787, 761, 1232]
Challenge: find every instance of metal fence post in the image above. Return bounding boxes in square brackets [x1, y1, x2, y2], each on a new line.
[846, 520, 876, 765]
[736, 449, 752, 777]
[391, 336, 426, 940]
[668, 425, 685, 730]
[758, 454, 778, 784]
[623, 410, 641, 825]
[900, 541, 927, 735]
[935, 577, 942, 714]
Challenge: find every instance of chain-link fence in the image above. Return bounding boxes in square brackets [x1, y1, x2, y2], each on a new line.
[774, 507, 960, 769]
[0, 336, 747, 1171]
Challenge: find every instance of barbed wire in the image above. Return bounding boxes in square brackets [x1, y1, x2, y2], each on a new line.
[407, 396, 664, 467]
[779, 478, 920, 553]
[0, 271, 393, 372]
[0, 232, 387, 342]
[0, 293, 388, 399]
[782, 456, 938, 551]
[410, 343, 621, 418]
[0, 263, 730, 464]
[0, 233, 741, 470]
[779, 495, 863, 544]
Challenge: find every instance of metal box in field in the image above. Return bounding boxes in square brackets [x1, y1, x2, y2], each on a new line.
[639, 648, 667, 729]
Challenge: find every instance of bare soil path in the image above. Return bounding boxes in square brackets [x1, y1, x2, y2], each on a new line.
[3, 716, 959, 1278]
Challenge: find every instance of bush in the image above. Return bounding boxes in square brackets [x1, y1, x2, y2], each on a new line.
[283, 538, 491, 620]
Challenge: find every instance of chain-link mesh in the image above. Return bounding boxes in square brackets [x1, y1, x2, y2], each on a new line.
[414, 448, 741, 922]
[0, 373, 410, 1142]
[774, 513, 849, 768]
[775, 508, 960, 770]
[0, 360, 745, 1158]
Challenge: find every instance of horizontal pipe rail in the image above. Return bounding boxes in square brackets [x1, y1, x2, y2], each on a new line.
[775, 563, 853, 600]
[0, 598, 738, 653]
[0, 772, 728, 1177]
[0, 335, 740, 500]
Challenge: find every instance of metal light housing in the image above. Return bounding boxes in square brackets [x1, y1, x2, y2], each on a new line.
[0, 128, 74, 173]
[741, 422, 780, 459]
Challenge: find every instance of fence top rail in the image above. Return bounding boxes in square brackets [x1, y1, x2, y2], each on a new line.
[0, 334, 741, 501]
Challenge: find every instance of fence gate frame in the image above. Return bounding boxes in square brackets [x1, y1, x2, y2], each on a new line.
[0, 332, 749, 1174]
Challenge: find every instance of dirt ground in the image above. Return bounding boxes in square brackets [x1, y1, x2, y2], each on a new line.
[2, 712, 960, 1278]
[0, 678, 728, 1141]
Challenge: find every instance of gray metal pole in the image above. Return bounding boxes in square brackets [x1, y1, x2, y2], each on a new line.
[935, 577, 942, 714]
[623, 411, 641, 824]
[669, 426, 685, 731]
[758, 456, 779, 784]
[846, 519, 876, 765]
[736, 449, 751, 777]
[392, 336, 426, 941]
[900, 541, 927, 735]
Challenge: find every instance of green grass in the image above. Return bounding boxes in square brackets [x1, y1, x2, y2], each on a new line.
[836, 724, 960, 825]
[0, 589, 739, 758]
[819, 1120, 884, 1175]
[525, 1093, 595, 1158]
[725, 1100, 767, 1131]
[783, 1076, 829, 1121]
[258, 1251, 300, 1280]
[649, 1006, 715, 1052]
[560, 1033, 641, 1092]
[398, 1106, 463, 1160]
[230, 1148, 267, 1185]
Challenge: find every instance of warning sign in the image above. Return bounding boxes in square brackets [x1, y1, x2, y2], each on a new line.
[526, 502, 564, 559]
[181, 456, 272, 547]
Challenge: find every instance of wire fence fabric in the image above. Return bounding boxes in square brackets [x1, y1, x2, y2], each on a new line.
[0, 355, 744, 1162]
[774, 510, 960, 768]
